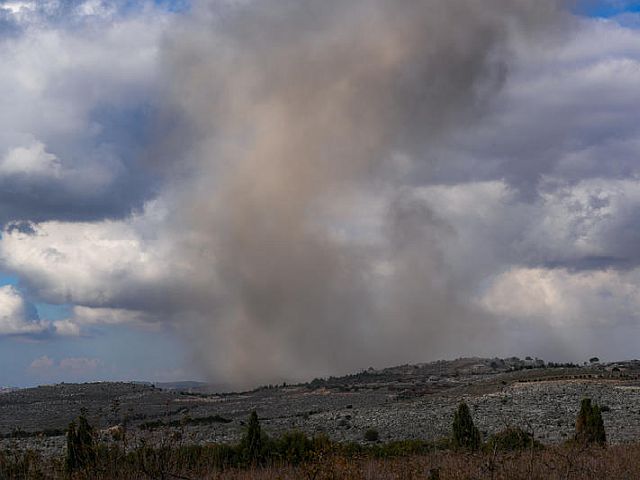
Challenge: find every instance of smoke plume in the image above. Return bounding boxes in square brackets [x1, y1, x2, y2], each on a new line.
[157, 0, 566, 386]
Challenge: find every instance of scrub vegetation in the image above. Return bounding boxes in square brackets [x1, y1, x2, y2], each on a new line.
[1, 398, 633, 479]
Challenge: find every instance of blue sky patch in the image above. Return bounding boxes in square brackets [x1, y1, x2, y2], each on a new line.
[577, 0, 640, 17]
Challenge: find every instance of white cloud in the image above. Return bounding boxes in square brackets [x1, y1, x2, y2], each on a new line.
[51, 319, 81, 337]
[59, 357, 101, 372]
[3, 5, 640, 374]
[29, 355, 54, 370]
[76, 0, 116, 18]
[29, 355, 101, 374]
[0, 204, 177, 307]
[0, 285, 48, 335]
[0, 201, 212, 334]
[1, 1, 35, 15]
[517, 178, 640, 268]
[53, 306, 158, 336]
[0, 140, 61, 177]
[0, 1, 171, 223]
[0, 10, 164, 134]
[481, 267, 640, 329]
[436, 15, 640, 191]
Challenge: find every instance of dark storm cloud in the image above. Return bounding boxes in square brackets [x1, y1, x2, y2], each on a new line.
[4, 0, 640, 383]
[0, 161, 157, 224]
[0, 1, 171, 225]
[154, 0, 567, 386]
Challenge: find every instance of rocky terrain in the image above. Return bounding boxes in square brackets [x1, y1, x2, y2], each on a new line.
[2, 357, 639, 456]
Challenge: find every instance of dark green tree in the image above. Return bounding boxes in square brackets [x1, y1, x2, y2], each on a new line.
[575, 398, 606, 445]
[452, 402, 481, 451]
[65, 412, 96, 473]
[240, 411, 265, 464]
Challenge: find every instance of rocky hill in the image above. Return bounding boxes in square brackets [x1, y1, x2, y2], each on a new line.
[2, 357, 639, 456]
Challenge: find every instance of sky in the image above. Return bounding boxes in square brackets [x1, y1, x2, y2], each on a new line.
[0, 0, 640, 388]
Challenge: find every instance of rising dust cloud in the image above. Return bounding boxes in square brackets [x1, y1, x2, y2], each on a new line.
[156, 0, 566, 387]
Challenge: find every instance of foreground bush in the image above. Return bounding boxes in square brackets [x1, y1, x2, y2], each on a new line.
[486, 426, 542, 452]
[364, 428, 379, 442]
[3, 443, 640, 479]
[0, 398, 618, 479]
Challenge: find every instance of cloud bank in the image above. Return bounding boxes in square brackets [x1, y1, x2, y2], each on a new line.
[0, 285, 47, 335]
[1, 0, 640, 386]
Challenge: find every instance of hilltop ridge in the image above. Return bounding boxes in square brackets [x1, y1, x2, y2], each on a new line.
[2, 356, 640, 456]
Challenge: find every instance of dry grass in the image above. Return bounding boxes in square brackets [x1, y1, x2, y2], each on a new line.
[4, 442, 640, 479]
[202, 444, 640, 479]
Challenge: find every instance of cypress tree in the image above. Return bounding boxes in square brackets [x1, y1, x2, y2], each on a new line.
[575, 398, 606, 445]
[65, 412, 96, 473]
[452, 402, 481, 451]
[65, 421, 79, 473]
[241, 411, 264, 464]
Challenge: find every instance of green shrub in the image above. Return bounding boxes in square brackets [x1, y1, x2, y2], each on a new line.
[311, 433, 333, 454]
[274, 431, 313, 464]
[139, 414, 231, 431]
[0, 449, 54, 479]
[486, 427, 542, 452]
[130, 443, 176, 478]
[210, 443, 240, 469]
[370, 440, 433, 458]
[364, 428, 380, 442]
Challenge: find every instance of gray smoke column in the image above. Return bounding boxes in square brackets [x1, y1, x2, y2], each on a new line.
[158, 0, 565, 387]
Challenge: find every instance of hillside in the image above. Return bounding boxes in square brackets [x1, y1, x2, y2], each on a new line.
[2, 357, 639, 456]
